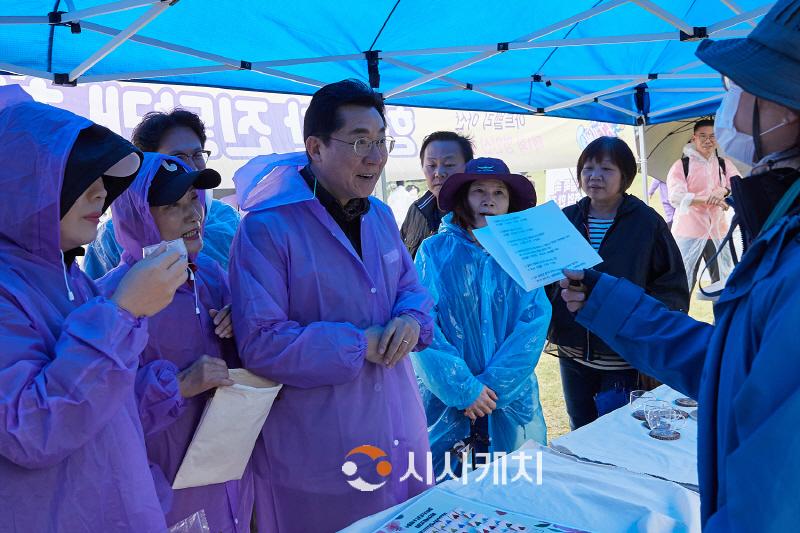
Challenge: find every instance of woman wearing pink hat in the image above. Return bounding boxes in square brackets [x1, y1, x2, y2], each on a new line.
[411, 157, 550, 477]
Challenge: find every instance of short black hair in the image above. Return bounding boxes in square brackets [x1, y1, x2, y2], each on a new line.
[419, 131, 474, 164]
[694, 118, 715, 133]
[303, 79, 385, 143]
[577, 136, 638, 192]
[131, 109, 207, 152]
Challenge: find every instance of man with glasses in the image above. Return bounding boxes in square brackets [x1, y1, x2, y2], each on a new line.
[229, 79, 433, 532]
[83, 109, 240, 277]
[666, 118, 740, 290]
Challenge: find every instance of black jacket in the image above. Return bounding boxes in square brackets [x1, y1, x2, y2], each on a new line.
[401, 191, 444, 258]
[547, 194, 690, 358]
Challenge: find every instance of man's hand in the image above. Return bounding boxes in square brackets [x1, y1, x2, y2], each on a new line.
[378, 315, 421, 369]
[111, 246, 188, 317]
[559, 269, 589, 313]
[209, 304, 233, 339]
[177, 355, 234, 398]
[364, 325, 385, 364]
[464, 386, 498, 421]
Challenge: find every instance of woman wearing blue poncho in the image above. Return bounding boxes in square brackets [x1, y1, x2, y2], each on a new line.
[412, 157, 551, 477]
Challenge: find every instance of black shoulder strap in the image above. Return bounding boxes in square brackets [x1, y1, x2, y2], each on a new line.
[718, 156, 726, 174]
[681, 156, 689, 179]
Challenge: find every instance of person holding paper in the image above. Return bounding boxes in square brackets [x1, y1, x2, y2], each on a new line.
[0, 86, 189, 532]
[229, 79, 434, 533]
[412, 157, 549, 477]
[97, 153, 253, 532]
[560, 3, 800, 529]
[548, 136, 689, 430]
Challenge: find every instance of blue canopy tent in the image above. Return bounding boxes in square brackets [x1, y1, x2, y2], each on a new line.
[0, 0, 774, 192]
[0, 0, 773, 123]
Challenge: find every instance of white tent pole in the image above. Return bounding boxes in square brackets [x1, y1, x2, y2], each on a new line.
[81, 64, 238, 83]
[82, 21, 241, 66]
[252, 54, 365, 68]
[383, 0, 629, 97]
[0, 0, 160, 25]
[547, 81, 640, 118]
[648, 87, 725, 93]
[648, 93, 724, 118]
[638, 124, 649, 205]
[669, 60, 705, 73]
[630, 0, 693, 34]
[0, 16, 50, 24]
[719, 0, 759, 27]
[383, 53, 495, 98]
[68, 1, 171, 81]
[60, 0, 162, 23]
[545, 78, 648, 113]
[80, 21, 327, 88]
[383, 57, 540, 113]
[0, 61, 55, 79]
[708, 3, 775, 33]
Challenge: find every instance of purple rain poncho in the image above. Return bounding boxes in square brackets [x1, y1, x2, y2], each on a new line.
[0, 85, 166, 531]
[97, 153, 252, 532]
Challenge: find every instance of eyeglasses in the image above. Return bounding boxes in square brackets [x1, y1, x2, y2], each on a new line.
[171, 150, 211, 165]
[330, 136, 395, 156]
[695, 133, 716, 141]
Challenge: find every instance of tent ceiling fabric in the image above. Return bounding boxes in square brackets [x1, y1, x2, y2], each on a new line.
[0, 0, 773, 125]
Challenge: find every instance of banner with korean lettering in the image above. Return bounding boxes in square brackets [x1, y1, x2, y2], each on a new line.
[0, 75, 634, 192]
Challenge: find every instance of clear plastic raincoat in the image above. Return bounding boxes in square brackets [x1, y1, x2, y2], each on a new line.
[412, 214, 550, 476]
[667, 145, 741, 287]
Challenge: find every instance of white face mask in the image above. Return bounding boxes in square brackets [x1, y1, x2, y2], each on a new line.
[714, 86, 755, 166]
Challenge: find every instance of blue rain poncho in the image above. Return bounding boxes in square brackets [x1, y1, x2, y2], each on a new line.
[412, 213, 550, 476]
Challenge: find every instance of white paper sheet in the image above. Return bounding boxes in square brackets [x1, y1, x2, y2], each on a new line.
[473, 201, 602, 291]
[172, 369, 282, 489]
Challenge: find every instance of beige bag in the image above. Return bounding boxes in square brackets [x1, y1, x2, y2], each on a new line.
[172, 368, 282, 489]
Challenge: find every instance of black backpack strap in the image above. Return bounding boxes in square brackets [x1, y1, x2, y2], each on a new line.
[718, 156, 726, 175]
[682, 156, 689, 179]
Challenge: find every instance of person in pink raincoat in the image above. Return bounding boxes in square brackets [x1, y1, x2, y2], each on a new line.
[97, 152, 253, 532]
[0, 85, 188, 532]
[229, 79, 434, 533]
[667, 119, 742, 290]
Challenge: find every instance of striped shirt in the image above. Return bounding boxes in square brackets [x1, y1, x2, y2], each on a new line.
[587, 215, 614, 250]
[558, 345, 633, 370]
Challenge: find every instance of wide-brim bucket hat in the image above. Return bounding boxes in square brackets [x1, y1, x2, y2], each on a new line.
[437, 157, 536, 212]
[695, 0, 800, 111]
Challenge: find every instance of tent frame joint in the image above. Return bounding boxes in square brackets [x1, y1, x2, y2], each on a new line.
[497, 42, 509, 52]
[364, 50, 381, 89]
[648, 73, 658, 80]
[48, 10, 81, 33]
[679, 26, 708, 41]
[53, 73, 78, 86]
[239, 60, 252, 70]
